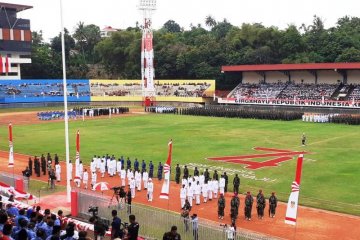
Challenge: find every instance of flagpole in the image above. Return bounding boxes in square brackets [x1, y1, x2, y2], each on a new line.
[59, 0, 71, 202]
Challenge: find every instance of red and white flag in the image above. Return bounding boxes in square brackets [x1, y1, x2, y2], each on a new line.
[75, 130, 80, 178]
[8, 123, 14, 168]
[160, 140, 173, 199]
[285, 154, 304, 225]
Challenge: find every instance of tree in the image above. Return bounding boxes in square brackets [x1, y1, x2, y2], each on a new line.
[163, 20, 181, 33]
[205, 15, 217, 29]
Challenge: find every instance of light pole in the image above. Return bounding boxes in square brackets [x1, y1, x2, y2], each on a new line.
[59, 0, 71, 202]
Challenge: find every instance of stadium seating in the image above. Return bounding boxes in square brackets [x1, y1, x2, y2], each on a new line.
[349, 85, 360, 100]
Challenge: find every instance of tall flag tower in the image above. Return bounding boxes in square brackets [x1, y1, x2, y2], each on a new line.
[138, 0, 156, 100]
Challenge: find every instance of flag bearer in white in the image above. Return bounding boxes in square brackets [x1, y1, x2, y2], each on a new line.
[182, 176, 188, 189]
[147, 178, 154, 202]
[83, 169, 89, 189]
[79, 161, 84, 179]
[199, 173, 205, 187]
[120, 168, 126, 186]
[55, 163, 61, 182]
[213, 178, 219, 198]
[194, 181, 201, 205]
[135, 171, 142, 191]
[90, 159, 96, 174]
[116, 159, 122, 176]
[130, 177, 136, 198]
[127, 169, 134, 184]
[142, 170, 149, 189]
[91, 171, 97, 190]
[219, 175, 225, 195]
[180, 184, 187, 209]
[100, 160, 106, 178]
[110, 158, 116, 176]
[96, 156, 101, 171]
[208, 179, 213, 201]
[187, 183, 194, 207]
[202, 182, 208, 203]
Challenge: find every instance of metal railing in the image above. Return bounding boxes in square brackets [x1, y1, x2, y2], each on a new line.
[77, 190, 278, 240]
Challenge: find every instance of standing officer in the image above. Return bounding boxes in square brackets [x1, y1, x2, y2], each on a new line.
[134, 158, 139, 172]
[218, 193, 226, 219]
[204, 169, 210, 184]
[256, 190, 266, 219]
[141, 160, 146, 174]
[193, 167, 199, 177]
[223, 172, 228, 193]
[269, 192, 277, 218]
[213, 170, 219, 181]
[175, 164, 181, 184]
[34, 156, 40, 177]
[28, 157, 33, 176]
[183, 165, 189, 179]
[54, 154, 59, 165]
[230, 193, 240, 222]
[41, 154, 47, 176]
[149, 161, 154, 178]
[47, 153, 52, 164]
[157, 162, 163, 181]
[126, 157, 131, 170]
[244, 192, 253, 221]
[233, 174, 240, 193]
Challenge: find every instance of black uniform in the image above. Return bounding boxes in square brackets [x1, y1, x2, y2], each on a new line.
[213, 170, 219, 181]
[149, 161, 154, 178]
[256, 192, 266, 219]
[175, 165, 181, 184]
[134, 159, 139, 172]
[141, 160, 146, 174]
[28, 158, 33, 176]
[244, 193, 253, 220]
[34, 157, 40, 177]
[183, 166, 189, 179]
[157, 163, 163, 180]
[224, 173, 228, 192]
[269, 194, 277, 218]
[230, 195, 240, 221]
[218, 195, 226, 218]
[233, 174, 240, 193]
[193, 167, 199, 177]
[127, 158, 131, 170]
[41, 155, 46, 175]
[126, 190, 132, 214]
[204, 169, 210, 184]
[54, 154, 59, 165]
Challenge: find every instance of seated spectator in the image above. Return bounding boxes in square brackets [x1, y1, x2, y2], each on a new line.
[1, 223, 13, 240]
[14, 209, 28, 226]
[6, 204, 18, 218]
[0, 213, 8, 232]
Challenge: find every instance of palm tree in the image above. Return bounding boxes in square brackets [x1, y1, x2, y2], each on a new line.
[73, 21, 87, 60]
[205, 15, 217, 29]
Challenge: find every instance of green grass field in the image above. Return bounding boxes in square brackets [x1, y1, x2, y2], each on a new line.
[0, 113, 359, 215]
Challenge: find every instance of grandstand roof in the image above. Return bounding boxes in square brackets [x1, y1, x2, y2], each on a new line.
[0, 2, 32, 12]
[222, 63, 360, 72]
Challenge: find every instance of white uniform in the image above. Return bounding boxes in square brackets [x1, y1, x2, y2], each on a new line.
[147, 180, 154, 201]
[127, 170, 133, 183]
[116, 161, 122, 176]
[100, 161, 106, 177]
[187, 185, 194, 207]
[90, 161, 96, 173]
[202, 183, 208, 203]
[55, 164, 61, 182]
[120, 169, 126, 186]
[199, 175, 205, 187]
[135, 171, 142, 191]
[106, 158, 111, 175]
[79, 163, 84, 179]
[142, 172, 149, 189]
[213, 180, 219, 198]
[219, 177, 225, 195]
[130, 178, 136, 198]
[208, 180, 213, 200]
[194, 183, 201, 205]
[180, 187, 187, 208]
[96, 157, 101, 170]
[83, 171, 89, 189]
[182, 178, 188, 189]
[91, 172, 97, 188]
[111, 159, 117, 176]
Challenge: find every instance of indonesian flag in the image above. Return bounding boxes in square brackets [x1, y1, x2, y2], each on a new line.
[75, 130, 80, 178]
[160, 140, 173, 199]
[285, 154, 304, 225]
[8, 123, 14, 168]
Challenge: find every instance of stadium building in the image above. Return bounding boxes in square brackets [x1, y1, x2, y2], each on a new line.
[0, 2, 32, 79]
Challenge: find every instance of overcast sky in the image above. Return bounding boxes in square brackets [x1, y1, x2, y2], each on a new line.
[6, 0, 360, 41]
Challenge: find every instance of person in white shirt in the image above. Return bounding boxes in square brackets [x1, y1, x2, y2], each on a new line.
[79, 161, 84, 179]
[219, 175, 225, 195]
[116, 159, 122, 176]
[202, 183, 208, 203]
[187, 183, 194, 207]
[199, 173, 205, 187]
[55, 163, 61, 182]
[91, 171, 97, 190]
[120, 168, 126, 187]
[226, 223, 236, 240]
[129, 177, 136, 198]
[147, 178, 154, 202]
[208, 179, 213, 201]
[90, 160, 96, 174]
[194, 181, 201, 205]
[127, 169, 133, 184]
[106, 157, 111, 175]
[83, 169, 89, 189]
[188, 176, 193, 188]
[68, 160, 73, 181]
[135, 171, 142, 191]
[180, 184, 187, 209]
[100, 160, 106, 178]
[96, 156, 101, 171]
[142, 170, 149, 189]
[182, 176, 188, 189]
[111, 158, 117, 177]
[213, 179, 219, 198]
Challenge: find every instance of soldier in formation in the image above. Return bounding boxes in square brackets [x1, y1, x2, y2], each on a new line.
[256, 190, 266, 219]
[244, 191, 253, 221]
